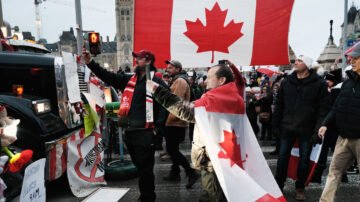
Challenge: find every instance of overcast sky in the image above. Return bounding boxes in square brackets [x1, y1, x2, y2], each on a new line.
[2, 0, 356, 61]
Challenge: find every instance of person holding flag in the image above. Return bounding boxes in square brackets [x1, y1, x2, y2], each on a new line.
[148, 61, 235, 201]
[318, 43, 360, 202]
[272, 55, 330, 200]
[311, 68, 347, 184]
[147, 60, 284, 202]
[82, 47, 168, 202]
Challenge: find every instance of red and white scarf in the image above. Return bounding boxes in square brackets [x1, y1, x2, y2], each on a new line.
[118, 73, 154, 128]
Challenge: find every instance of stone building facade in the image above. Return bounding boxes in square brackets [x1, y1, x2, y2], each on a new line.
[115, 0, 134, 71]
[340, 4, 360, 48]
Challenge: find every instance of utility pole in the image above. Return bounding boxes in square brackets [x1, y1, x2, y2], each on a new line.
[0, 0, 3, 27]
[35, 1, 42, 41]
[0, 0, 2, 51]
[342, 0, 348, 69]
[75, 0, 83, 56]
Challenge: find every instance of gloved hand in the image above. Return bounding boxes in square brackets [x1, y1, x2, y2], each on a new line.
[311, 134, 322, 146]
[147, 80, 159, 93]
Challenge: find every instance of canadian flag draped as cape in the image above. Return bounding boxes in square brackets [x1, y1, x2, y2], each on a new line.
[193, 66, 285, 201]
[134, 0, 294, 68]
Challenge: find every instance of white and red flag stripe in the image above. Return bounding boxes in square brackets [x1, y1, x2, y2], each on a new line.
[48, 142, 67, 181]
[47, 128, 86, 181]
[134, 0, 294, 68]
[193, 67, 285, 201]
[287, 140, 322, 185]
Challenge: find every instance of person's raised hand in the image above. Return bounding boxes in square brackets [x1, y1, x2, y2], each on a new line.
[318, 126, 327, 138]
[82, 43, 92, 64]
[147, 80, 159, 93]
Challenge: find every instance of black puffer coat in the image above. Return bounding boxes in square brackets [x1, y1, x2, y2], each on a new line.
[322, 70, 360, 138]
[246, 94, 258, 121]
[272, 69, 330, 134]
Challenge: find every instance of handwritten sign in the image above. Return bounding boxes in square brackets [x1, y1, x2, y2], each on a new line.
[63, 52, 82, 103]
[84, 65, 90, 83]
[89, 83, 105, 108]
[20, 158, 46, 202]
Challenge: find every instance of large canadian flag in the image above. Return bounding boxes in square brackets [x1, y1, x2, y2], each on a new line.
[193, 67, 285, 201]
[134, 0, 294, 68]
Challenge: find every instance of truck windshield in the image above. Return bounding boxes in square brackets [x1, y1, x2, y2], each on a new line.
[0, 67, 58, 111]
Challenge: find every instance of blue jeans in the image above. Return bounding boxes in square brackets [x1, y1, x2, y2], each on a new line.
[275, 128, 312, 189]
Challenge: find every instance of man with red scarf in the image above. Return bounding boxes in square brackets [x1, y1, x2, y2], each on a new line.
[82, 47, 168, 202]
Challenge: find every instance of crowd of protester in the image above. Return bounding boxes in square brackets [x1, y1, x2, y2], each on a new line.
[82, 41, 360, 202]
[244, 52, 360, 201]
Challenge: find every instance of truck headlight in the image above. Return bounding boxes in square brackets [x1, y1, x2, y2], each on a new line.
[32, 99, 51, 115]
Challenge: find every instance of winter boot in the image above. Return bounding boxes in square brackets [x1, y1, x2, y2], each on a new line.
[186, 170, 200, 189]
[295, 188, 306, 201]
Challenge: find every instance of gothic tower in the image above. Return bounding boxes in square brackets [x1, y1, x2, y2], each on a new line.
[115, 0, 134, 71]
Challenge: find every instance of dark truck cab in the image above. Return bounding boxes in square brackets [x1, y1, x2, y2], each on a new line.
[0, 51, 83, 165]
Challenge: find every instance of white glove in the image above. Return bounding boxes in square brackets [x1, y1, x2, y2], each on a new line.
[147, 80, 159, 93]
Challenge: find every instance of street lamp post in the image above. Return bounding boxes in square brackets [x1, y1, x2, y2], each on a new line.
[0, 0, 3, 27]
[0, 0, 3, 51]
[342, 0, 348, 69]
[75, 0, 84, 56]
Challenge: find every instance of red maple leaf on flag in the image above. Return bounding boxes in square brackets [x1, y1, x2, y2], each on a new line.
[183, 2, 244, 63]
[218, 129, 247, 169]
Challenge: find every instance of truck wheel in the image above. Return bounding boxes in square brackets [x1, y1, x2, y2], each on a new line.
[105, 160, 137, 180]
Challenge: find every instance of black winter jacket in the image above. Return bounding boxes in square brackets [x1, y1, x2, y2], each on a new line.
[256, 94, 273, 113]
[246, 94, 258, 121]
[190, 83, 204, 101]
[87, 60, 169, 129]
[322, 70, 360, 138]
[272, 70, 330, 134]
[325, 85, 341, 133]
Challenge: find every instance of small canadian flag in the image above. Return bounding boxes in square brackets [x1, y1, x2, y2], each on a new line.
[134, 0, 294, 68]
[287, 140, 323, 186]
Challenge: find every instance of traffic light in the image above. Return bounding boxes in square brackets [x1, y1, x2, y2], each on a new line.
[88, 32, 101, 56]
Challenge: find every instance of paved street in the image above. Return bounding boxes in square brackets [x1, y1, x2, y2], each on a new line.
[41, 138, 360, 202]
